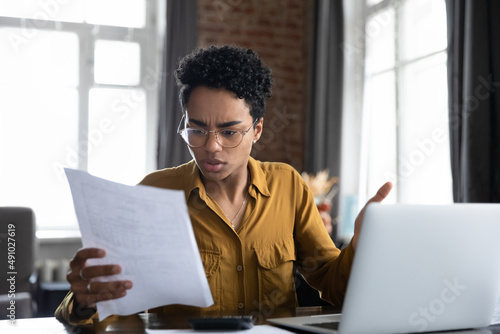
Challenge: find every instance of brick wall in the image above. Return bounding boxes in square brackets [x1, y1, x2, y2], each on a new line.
[197, 0, 314, 172]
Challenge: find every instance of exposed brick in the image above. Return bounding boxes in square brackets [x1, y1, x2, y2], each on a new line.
[197, 0, 313, 172]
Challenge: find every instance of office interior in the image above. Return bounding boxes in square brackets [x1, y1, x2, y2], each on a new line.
[0, 0, 499, 319]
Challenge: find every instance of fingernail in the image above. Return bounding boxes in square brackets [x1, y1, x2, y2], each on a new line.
[97, 249, 105, 256]
[124, 281, 132, 289]
[112, 266, 120, 274]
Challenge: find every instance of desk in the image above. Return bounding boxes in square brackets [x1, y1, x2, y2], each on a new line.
[1, 307, 500, 334]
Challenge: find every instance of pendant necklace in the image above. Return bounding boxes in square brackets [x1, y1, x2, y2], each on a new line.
[206, 174, 250, 229]
[229, 192, 249, 228]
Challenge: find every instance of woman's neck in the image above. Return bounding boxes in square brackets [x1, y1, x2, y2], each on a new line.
[204, 169, 250, 204]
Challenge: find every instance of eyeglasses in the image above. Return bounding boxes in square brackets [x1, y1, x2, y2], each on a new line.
[177, 116, 259, 148]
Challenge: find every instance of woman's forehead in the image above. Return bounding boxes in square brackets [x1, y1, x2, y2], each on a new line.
[186, 87, 251, 122]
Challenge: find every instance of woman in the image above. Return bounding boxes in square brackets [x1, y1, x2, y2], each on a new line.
[56, 45, 392, 326]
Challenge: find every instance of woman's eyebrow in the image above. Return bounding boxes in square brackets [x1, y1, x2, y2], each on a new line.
[188, 118, 243, 128]
[187, 118, 206, 127]
[218, 120, 243, 127]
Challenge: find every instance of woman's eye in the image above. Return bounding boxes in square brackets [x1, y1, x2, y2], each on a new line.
[220, 130, 237, 137]
[189, 129, 205, 136]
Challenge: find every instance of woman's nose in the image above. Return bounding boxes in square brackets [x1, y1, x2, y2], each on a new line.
[204, 131, 223, 151]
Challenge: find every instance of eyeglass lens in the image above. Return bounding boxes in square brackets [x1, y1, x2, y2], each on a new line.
[183, 128, 243, 148]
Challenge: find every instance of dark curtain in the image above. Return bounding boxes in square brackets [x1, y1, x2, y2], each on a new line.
[296, 0, 344, 307]
[446, 0, 500, 202]
[306, 0, 344, 176]
[157, 0, 197, 169]
[304, 0, 343, 238]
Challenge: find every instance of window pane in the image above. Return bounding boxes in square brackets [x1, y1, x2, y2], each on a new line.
[0, 28, 79, 87]
[0, 0, 84, 23]
[398, 52, 452, 204]
[363, 71, 397, 203]
[88, 88, 147, 185]
[0, 84, 79, 229]
[0, 27, 80, 229]
[94, 40, 141, 86]
[399, 0, 447, 61]
[365, 8, 395, 74]
[85, 0, 146, 28]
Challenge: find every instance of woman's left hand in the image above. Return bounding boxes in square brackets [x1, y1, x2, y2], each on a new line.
[351, 182, 393, 251]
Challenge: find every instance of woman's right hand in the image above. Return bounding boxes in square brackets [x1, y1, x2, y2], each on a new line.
[66, 248, 133, 310]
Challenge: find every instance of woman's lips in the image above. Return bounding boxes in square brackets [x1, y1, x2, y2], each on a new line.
[202, 160, 225, 172]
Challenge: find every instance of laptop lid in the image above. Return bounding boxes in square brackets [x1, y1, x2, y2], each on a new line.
[269, 204, 500, 334]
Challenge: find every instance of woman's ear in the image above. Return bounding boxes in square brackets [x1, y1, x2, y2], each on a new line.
[253, 118, 263, 143]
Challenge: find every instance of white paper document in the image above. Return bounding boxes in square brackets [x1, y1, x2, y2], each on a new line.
[65, 169, 213, 321]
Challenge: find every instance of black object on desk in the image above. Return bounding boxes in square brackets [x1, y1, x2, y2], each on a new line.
[36, 282, 70, 317]
[189, 316, 255, 330]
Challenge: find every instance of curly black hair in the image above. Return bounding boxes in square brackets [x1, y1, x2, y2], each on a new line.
[174, 45, 273, 121]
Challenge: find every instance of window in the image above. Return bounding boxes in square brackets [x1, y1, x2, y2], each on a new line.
[360, 0, 452, 205]
[0, 1, 162, 231]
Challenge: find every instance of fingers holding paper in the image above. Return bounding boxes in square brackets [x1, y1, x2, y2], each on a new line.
[67, 247, 133, 309]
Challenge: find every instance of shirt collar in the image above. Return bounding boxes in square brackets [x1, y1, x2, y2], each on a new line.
[184, 160, 204, 202]
[248, 157, 271, 197]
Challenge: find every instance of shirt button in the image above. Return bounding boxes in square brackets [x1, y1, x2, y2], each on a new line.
[238, 303, 244, 309]
[236, 265, 243, 272]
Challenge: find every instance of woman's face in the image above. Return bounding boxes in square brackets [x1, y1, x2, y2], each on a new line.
[184, 86, 263, 184]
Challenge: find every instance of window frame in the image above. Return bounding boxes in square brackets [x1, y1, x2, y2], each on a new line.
[361, 0, 449, 203]
[339, 0, 451, 241]
[0, 1, 162, 232]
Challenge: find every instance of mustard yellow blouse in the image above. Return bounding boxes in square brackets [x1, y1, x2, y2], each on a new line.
[55, 157, 354, 326]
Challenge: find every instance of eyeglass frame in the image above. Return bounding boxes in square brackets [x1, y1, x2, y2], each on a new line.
[177, 115, 259, 148]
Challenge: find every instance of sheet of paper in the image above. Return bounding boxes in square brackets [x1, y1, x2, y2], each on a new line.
[145, 325, 295, 334]
[65, 168, 213, 321]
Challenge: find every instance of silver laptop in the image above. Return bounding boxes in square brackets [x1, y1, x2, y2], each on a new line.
[268, 204, 500, 334]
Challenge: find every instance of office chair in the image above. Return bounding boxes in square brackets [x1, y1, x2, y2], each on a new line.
[0, 207, 37, 319]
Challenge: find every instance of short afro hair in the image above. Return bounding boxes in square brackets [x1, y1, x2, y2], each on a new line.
[174, 45, 273, 121]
